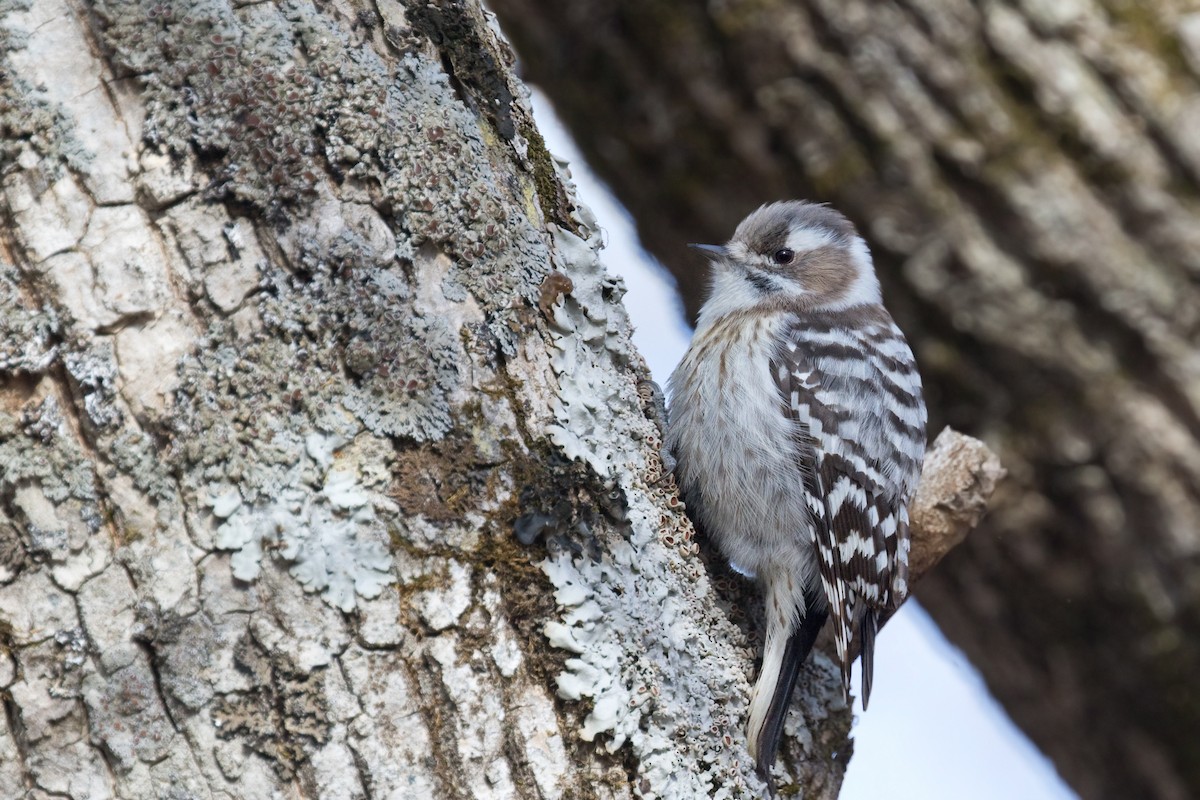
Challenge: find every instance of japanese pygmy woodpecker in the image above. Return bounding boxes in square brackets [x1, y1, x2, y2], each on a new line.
[666, 200, 927, 783]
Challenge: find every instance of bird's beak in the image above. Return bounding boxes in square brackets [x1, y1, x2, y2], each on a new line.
[688, 243, 728, 258]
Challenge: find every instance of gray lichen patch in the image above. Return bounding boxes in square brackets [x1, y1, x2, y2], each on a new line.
[97, 0, 559, 321]
[337, 302, 460, 442]
[0, 513, 23, 585]
[107, 428, 185, 506]
[88, 0, 549, 298]
[94, 0, 323, 212]
[381, 53, 554, 332]
[63, 340, 124, 433]
[0, 262, 59, 376]
[31, 338, 188, 570]
[0, 391, 102, 573]
[176, 256, 460, 450]
[213, 475, 394, 613]
[0, 294, 185, 583]
[0, 15, 89, 178]
[166, 256, 488, 609]
[0, 370, 123, 591]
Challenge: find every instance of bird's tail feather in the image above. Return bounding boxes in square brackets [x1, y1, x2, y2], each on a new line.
[859, 607, 879, 710]
[746, 602, 829, 787]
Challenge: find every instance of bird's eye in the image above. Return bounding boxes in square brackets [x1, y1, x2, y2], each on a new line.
[772, 248, 795, 265]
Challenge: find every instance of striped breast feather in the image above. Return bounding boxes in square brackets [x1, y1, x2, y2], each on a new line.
[770, 311, 926, 703]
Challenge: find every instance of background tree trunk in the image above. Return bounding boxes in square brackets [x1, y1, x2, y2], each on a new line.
[0, 1, 997, 798]
[488, 2, 1200, 799]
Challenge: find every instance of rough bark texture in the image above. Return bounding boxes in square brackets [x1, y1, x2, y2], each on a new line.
[0, 1, 997, 798]
[488, 2, 1200, 799]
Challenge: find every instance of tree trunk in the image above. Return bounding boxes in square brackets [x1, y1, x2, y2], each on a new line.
[488, 2, 1200, 799]
[0, 1, 996, 798]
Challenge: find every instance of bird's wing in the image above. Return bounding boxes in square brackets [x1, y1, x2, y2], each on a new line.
[770, 311, 926, 705]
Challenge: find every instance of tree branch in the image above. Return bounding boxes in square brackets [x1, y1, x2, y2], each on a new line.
[909, 428, 1006, 583]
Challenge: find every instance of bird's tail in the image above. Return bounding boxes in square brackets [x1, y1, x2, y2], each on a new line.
[746, 596, 828, 787]
[858, 607, 879, 709]
[831, 602, 882, 709]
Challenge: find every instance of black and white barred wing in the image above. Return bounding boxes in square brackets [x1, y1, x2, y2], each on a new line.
[771, 314, 926, 704]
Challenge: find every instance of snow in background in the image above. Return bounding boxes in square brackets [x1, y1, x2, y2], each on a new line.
[531, 89, 1078, 800]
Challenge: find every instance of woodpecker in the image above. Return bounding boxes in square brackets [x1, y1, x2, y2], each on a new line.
[665, 201, 926, 784]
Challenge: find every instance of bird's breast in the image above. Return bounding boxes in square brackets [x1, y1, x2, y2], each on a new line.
[666, 313, 812, 577]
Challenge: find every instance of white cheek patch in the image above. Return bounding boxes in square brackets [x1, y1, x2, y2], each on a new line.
[846, 234, 874, 278]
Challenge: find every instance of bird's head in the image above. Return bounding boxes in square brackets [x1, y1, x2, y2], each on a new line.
[692, 200, 881, 322]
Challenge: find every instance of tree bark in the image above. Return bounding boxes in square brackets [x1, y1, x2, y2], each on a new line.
[488, 2, 1200, 799]
[0, 1, 996, 798]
